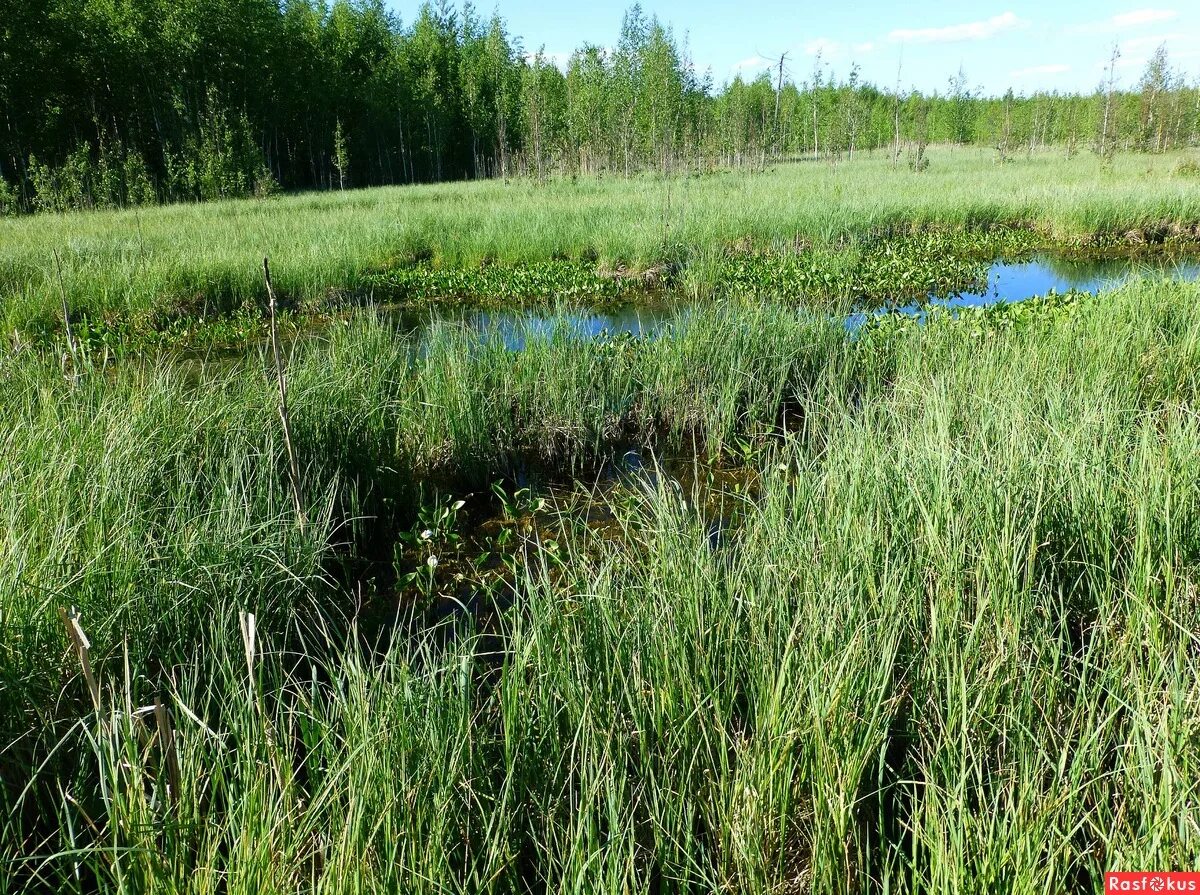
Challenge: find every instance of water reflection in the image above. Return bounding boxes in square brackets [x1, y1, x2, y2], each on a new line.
[466, 304, 678, 350]
[842, 254, 1200, 328]
[432, 255, 1200, 346]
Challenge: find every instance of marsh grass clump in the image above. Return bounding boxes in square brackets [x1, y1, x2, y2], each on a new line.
[4, 277, 1200, 891]
[706, 230, 1042, 304]
[1175, 156, 1200, 178]
[364, 258, 642, 306]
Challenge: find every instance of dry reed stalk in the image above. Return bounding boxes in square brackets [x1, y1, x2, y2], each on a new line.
[52, 248, 80, 373]
[154, 698, 182, 809]
[58, 605, 100, 712]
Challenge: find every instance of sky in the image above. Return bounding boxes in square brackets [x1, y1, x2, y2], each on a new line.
[385, 1, 1200, 96]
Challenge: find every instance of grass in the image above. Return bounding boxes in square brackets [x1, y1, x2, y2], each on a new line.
[3, 147, 1200, 343]
[4, 275, 1200, 891]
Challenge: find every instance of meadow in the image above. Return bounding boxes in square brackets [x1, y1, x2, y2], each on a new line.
[3, 148, 1200, 344]
[3, 150, 1200, 892]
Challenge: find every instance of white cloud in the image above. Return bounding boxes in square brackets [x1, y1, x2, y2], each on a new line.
[854, 41, 877, 54]
[1073, 9, 1178, 34]
[730, 54, 771, 75]
[1119, 32, 1182, 52]
[889, 11, 1028, 44]
[1010, 63, 1071, 77]
[1111, 8, 1178, 27]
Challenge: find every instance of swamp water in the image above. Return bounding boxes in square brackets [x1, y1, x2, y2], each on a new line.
[168, 253, 1200, 626]
[843, 254, 1200, 328]
[418, 254, 1200, 348]
[370, 447, 755, 641]
[377, 253, 1200, 622]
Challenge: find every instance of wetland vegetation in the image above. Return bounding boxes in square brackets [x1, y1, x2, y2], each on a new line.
[3, 11, 1200, 887]
[5, 149, 1200, 352]
[6, 274, 1200, 891]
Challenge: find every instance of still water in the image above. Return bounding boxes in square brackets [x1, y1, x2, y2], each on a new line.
[443, 255, 1200, 348]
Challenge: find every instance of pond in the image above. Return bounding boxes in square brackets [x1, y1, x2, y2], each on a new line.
[173, 252, 1200, 370]
[428, 254, 1200, 348]
[843, 253, 1200, 328]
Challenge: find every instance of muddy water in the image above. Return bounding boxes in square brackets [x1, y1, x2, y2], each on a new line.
[374, 446, 758, 638]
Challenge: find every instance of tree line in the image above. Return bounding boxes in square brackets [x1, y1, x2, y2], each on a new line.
[2, 0, 1198, 213]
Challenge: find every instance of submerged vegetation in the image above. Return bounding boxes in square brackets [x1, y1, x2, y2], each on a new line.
[4, 277, 1200, 890]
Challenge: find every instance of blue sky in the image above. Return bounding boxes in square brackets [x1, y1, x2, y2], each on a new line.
[386, 1, 1200, 96]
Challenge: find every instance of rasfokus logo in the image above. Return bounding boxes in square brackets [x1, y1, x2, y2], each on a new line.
[1106, 873, 1200, 893]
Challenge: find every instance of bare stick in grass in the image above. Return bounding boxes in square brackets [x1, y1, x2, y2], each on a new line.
[262, 257, 306, 530]
[58, 606, 99, 712]
[239, 610, 257, 687]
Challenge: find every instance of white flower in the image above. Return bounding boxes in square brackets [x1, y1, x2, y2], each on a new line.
[420, 529, 434, 541]
[426, 555, 439, 569]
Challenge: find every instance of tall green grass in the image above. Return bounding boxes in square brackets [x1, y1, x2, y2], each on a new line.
[3, 148, 1199, 338]
[4, 278, 1200, 891]
[0, 301, 853, 762]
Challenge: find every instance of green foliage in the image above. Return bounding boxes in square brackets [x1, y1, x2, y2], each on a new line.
[1175, 156, 1200, 177]
[367, 232, 1024, 311]
[908, 142, 930, 172]
[253, 165, 280, 199]
[708, 230, 1041, 302]
[122, 151, 157, 206]
[369, 258, 642, 304]
[0, 178, 19, 216]
[164, 100, 267, 202]
[333, 118, 350, 190]
[5, 2, 1198, 210]
[27, 140, 158, 212]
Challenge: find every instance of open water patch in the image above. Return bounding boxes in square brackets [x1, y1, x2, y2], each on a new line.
[843, 253, 1200, 328]
[398, 254, 1200, 348]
